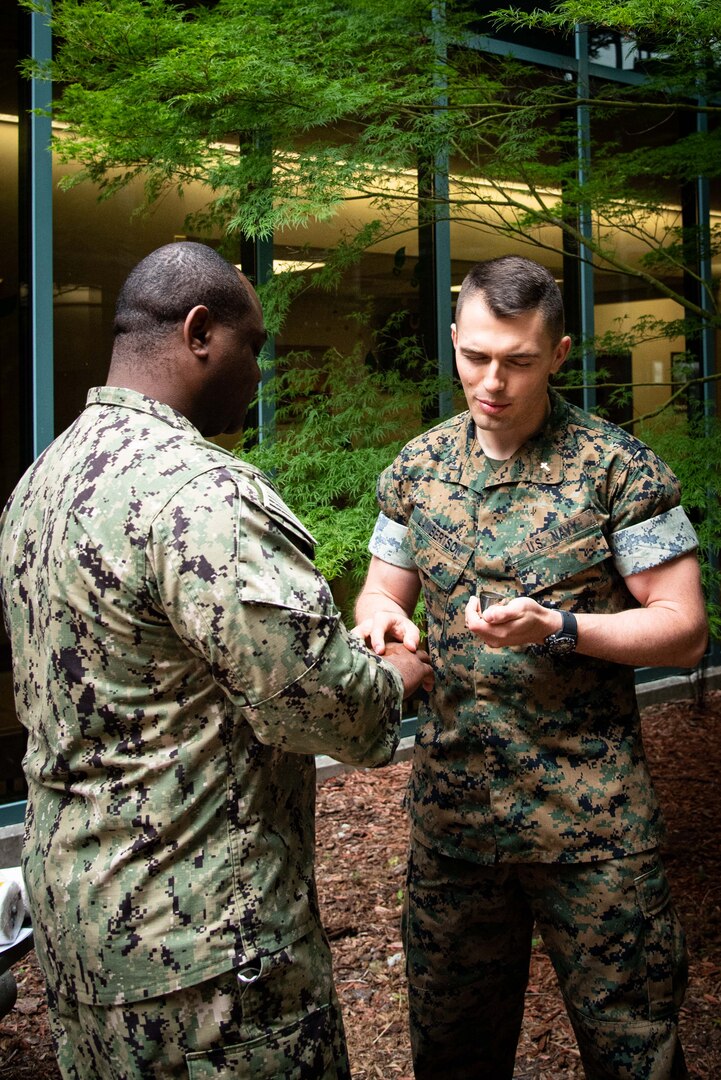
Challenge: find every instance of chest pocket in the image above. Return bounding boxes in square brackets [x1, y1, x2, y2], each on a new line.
[511, 513, 612, 596]
[406, 508, 474, 626]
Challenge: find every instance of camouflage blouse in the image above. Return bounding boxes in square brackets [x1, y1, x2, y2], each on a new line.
[370, 389, 698, 865]
[0, 387, 402, 1005]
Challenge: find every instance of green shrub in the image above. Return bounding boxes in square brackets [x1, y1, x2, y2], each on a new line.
[237, 342, 444, 623]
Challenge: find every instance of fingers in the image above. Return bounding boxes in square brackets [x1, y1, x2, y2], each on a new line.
[383, 642, 434, 698]
[465, 595, 484, 633]
[351, 618, 374, 643]
[465, 595, 513, 636]
[465, 596, 550, 647]
[351, 613, 420, 655]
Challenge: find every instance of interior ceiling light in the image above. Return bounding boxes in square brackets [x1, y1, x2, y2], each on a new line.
[235, 259, 325, 275]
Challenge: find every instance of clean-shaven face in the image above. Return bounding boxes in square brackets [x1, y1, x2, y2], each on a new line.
[452, 293, 570, 459]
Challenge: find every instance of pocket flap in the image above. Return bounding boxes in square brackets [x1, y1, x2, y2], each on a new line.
[635, 864, 672, 918]
[512, 512, 611, 592]
[406, 508, 473, 592]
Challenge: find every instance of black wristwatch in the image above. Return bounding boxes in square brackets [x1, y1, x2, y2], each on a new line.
[543, 610, 578, 656]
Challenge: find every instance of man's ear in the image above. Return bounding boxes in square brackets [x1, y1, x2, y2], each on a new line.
[551, 335, 572, 374]
[184, 306, 211, 356]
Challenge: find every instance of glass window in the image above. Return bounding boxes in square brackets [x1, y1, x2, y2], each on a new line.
[51, 154, 224, 435]
[0, 11, 26, 803]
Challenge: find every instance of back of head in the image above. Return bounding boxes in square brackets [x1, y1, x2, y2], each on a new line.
[113, 241, 250, 358]
[455, 255, 565, 345]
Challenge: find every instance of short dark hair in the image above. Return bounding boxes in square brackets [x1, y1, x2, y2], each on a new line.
[455, 255, 565, 345]
[113, 242, 251, 346]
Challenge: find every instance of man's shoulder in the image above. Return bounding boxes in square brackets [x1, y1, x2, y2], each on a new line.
[165, 445, 273, 503]
[392, 412, 470, 470]
[158, 451, 316, 550]
[560, 396, 657, 464]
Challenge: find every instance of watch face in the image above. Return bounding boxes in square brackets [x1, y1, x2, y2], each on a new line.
[546, 633, 576, 656]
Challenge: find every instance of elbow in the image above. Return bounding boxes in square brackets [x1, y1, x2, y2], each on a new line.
[680, 620, 709, 670]
[690, 633, 709, 670]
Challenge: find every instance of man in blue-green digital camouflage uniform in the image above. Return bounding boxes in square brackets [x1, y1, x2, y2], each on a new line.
[0, 242, 433, 1079]
[354, 255, 708, 1080]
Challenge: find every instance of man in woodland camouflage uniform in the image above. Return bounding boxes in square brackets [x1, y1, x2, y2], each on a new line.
[354, 256, 708, 1080]
[0, 241, 432, 1079]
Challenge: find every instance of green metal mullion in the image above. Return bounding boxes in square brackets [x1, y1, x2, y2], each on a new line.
[464, 33, 578, 74]
[575, 24, 596, 411]
[432, 5, 453, 419]
[30, 3, 54, 457]
[465, 32, 654, 89]
[254, 234, 276, 441]
[240, 130, 276, 443]
[695, 103, 715, 420]
[587, 62, 645, 87]
[434, 164, 453, 420]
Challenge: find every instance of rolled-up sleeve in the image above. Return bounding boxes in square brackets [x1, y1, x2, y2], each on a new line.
[610, 504, 698, 577]
[368, 511, 415, 569]
[607, 446, 699, 577]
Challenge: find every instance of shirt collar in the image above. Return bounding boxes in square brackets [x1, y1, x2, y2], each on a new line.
[86, 386, 201, 436]
[449, 388, 571, 491]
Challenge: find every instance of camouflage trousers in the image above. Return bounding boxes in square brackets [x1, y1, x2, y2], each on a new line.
[45, 927, 351, 1079]
[404, 837, 688, 1080]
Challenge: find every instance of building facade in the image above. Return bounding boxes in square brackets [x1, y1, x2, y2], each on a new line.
[1, 2, 718, 811]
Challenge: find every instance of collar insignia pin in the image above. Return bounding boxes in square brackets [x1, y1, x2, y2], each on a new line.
[540, 462, 551, 473]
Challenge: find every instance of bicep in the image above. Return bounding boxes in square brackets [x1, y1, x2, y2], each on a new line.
[624, 550, 705, 616]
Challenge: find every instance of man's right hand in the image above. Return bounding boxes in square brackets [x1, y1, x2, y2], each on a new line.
[381, 641, 434, 698]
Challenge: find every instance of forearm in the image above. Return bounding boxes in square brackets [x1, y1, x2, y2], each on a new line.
[245, 620, 403, 767]
[355, 584, 414, 624]
[469, 553, 708, 670]
[575, 604, 707, 669]
[579, 552, 708, 668]
[354, 558, 423, 655]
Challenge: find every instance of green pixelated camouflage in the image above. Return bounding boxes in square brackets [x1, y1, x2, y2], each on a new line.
[0, 387, 402, 1007]
[48, 926, 350, 1078]
[374, 390, 696, 865]
[404, 841, 688, 1079]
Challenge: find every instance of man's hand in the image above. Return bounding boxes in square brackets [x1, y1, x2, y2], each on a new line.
[352, 611, 420, 655]
[465, 595, 560, 648]
[382, 641, 434, 698]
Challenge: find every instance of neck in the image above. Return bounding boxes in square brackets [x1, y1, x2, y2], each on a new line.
[475, 394, 551, 460]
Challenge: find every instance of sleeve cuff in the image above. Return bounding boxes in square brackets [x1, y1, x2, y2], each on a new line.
[610, 505, 698, 577]
[368, 512, 416, 569]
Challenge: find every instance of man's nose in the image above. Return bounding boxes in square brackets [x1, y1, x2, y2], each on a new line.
[482, 360, 504, 391]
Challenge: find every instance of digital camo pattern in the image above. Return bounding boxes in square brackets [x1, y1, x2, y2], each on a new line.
[374, 500, 700, 583]
[48, 927, 350, 1079]
[610, 504, 698, 577]
[373, 389, 697, 865]
[0, 386, 403, 1008]
[368, 512, 416, 569]
[404, 840, 688, 1080]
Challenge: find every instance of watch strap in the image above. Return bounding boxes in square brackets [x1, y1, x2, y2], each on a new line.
[557, 610, 577, 639]
[542, 609, 578, 654]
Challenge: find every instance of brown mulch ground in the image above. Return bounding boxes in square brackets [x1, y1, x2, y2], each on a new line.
[2, 688, 721, 1078]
